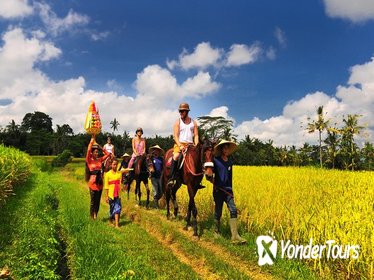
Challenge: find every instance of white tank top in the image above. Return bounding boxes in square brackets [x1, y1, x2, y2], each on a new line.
[179, 118, 194, 143]
[104, 143, 114, 154]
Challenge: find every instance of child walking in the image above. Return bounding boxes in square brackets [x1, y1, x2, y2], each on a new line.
[104, 159, 131, 227]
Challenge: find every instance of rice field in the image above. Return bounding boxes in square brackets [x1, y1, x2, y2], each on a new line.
[177, 166, 374, 279]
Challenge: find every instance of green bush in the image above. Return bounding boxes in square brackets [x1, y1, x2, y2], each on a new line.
[51, 150, 73, 167]
[0, 145, 32, 204]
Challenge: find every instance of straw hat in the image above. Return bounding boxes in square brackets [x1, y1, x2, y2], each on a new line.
[121, 153, 131, 158]
[149, 145, 165, 155]
[214, 140, 237, 156]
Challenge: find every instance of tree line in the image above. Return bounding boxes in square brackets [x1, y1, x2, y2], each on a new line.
[0, 110, 373, 170]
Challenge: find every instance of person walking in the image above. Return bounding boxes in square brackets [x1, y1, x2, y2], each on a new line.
[85, 136, 110, 220]
[104, 159, 131, 227]
[149, 145, 164, 208]
[119, 153, 131, 191]
[209, 139, 247, 244]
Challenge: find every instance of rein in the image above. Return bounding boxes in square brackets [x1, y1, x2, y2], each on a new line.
[183, 145, 212, 177]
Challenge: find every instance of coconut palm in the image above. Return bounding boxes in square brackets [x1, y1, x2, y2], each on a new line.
[307, 106, 329, 168]
[110, 118, 120, 135]
[340, 114, 364, 171]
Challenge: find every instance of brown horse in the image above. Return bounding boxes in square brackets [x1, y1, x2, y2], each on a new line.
[162, 140, 214, 236]
[129, 154, 154, 208]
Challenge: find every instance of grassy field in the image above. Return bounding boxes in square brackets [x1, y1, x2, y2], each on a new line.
[0, 150, 372, 279]
[176, 166, 374, 279]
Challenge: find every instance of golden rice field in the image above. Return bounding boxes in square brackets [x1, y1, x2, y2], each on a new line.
[176, 166, 374, 279]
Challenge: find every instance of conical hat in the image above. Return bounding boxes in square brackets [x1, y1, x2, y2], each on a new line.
[121, 153, 131, 158]
[149, 145, 165, 155]
[214, 140, 237, 156]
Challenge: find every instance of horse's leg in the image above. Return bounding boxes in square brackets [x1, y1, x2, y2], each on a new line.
[136, 180, 141, 205]
[145, 181, 150, 209]
[171, 186, 179, 218]
[187, 186, 198, 236]
[165, 188, 171, 219]
[184, 202, 192, 230]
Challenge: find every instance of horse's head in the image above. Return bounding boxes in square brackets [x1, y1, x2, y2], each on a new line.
[145, 154, 155, 174]
[202, 139, 214, 180]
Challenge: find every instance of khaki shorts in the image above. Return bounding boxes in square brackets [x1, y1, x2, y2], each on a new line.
[173, 142, 191, 154]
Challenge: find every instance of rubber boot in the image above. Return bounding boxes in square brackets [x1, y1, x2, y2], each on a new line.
[167, 159, 178, 188]
[229, 218, 247, 244]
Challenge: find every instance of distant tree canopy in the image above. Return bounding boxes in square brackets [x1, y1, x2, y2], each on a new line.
[198, 115, 236, 142]
[0, 111, 372, 171]
[21, 111, 53, 133]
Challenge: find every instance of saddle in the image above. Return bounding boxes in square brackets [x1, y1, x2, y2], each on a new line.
[166, 149, 185, 170]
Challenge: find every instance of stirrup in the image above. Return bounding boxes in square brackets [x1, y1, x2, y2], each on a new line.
[167, 179, 176, 188]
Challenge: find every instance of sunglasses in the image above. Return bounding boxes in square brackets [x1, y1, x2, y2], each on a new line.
[179, 110, 188, 113]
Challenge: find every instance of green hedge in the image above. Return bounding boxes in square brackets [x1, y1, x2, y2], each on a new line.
[0, 145, 32, 203]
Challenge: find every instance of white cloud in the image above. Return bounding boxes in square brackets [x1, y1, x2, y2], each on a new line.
[168, 41, 265, 71]
[323, 0, 374, 22]
[36, 2, 89, 36]
[225, 43, 262, 67]
[90, 31, 110, 41]
[0, 28, 221, 137]
[167, 42, 223, 70]
[233, 56, 374, 146]
[0, 28, 61, 99]
[208, 106, 230, 119]
[274, 27, 286, 48]
[181, 71, 220, 98]
[266, 46, 276, 60]
[0, 0, 33, 19]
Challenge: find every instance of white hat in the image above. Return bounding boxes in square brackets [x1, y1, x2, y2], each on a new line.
[149, 145, 165, 155]
[121, 153, 131, 158]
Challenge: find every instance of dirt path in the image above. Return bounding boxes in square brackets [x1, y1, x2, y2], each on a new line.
[122, 202, 275, 280]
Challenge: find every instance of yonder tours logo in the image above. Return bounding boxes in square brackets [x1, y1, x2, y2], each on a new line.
[256, 235, 360, 266]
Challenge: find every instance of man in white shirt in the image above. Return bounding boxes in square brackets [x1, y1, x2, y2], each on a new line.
[167, 103, 199, 187]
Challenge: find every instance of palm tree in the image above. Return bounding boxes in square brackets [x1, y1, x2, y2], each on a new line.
[307, 106, 329, 168]
[110, 118, 120, 135]
[324, 126, 340, 169]
[340, 114, 364, 171]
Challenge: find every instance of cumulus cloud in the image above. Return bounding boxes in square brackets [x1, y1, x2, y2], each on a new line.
[167, 41, 266, 71]
[0, 28, 61, 99]
[225, 43, 262, 67]
[233, 57, 374, 146]
[208, 106, 230, 119]
[323, 0, 374, 22]
[167, 42, 223, 70]
[35, 2, 90, 36]
[0, 28, 220, 136]
[0, 0, 33, 19]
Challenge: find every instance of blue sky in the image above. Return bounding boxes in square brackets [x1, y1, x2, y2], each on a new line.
[1, 0, 374, 146]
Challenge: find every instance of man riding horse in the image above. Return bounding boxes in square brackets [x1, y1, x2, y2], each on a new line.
[167, 103, 200, 188]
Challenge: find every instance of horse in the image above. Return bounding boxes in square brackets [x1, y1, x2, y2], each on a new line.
[162, 140, 214, 236]
[127, 154, 153, 208]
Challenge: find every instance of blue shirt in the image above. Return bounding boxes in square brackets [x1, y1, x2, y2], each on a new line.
[152, 156, 163, 178]
[213, 156, 233, 193]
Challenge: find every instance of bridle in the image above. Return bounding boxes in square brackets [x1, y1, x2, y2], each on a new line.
[183, 143, 214, 177]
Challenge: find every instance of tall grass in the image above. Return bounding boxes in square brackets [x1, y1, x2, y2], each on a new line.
[176, 166, 374, 279]
[0, 171, 62, 279]
[0, 145, 32, 203]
